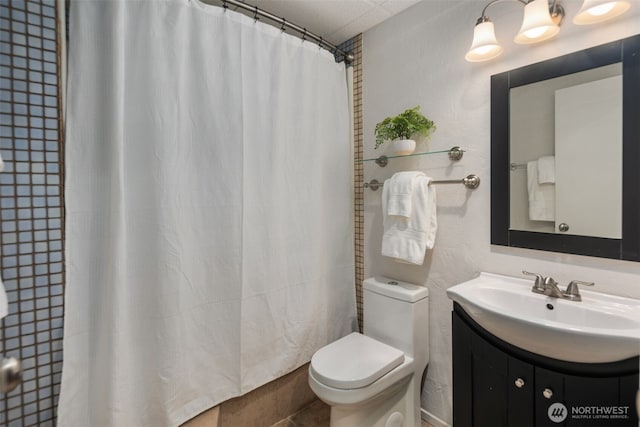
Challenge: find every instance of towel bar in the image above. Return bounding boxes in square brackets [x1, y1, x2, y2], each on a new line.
[364, 175, 480, 191]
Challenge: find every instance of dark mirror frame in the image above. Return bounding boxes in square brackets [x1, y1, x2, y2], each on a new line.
[491, 34, 640, 260]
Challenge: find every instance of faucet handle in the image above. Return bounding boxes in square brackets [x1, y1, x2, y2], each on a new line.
[522, 270, 545, 293]
[563, 280, 594, 301]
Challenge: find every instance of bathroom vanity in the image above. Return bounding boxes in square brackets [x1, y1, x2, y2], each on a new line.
[447, 272, 640, 426]
[452, 303, 638, 426]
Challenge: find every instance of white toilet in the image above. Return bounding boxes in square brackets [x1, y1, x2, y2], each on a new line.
[308, 277, 429, 427]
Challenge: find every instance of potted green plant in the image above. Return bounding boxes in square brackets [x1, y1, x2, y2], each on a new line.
[374, 106, 436, 155]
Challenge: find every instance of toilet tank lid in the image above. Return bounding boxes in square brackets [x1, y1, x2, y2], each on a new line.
[363, 277, 428, 302]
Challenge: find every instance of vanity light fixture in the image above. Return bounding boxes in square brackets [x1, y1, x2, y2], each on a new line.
[514, 0, 563, 44]
[466, 0, 633, 62]
[465, 17, 503, 62]
[573, 0, 631, 25]
[466, 0, 565, 62]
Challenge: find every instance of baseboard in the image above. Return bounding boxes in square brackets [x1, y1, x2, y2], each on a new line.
[420, 408, 450, 427]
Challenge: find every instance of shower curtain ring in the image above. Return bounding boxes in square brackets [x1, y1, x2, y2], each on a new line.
[280, 18, 286, 33]
[318, 37, 323, 50]
[302, 28, 307, 42]
[222, 0, 228, 11]
[253, 6, 259, 22]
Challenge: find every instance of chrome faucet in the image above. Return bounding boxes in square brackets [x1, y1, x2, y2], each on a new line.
[542, 276, 564, 298]
[522, 271, 595, 301]
[522, 271, 545, 294]
[562, 280, 595, 301]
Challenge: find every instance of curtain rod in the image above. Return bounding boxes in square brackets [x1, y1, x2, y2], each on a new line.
[218, 0, 354, 64]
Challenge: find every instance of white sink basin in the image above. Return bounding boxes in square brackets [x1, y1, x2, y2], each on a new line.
[447, 272, 640, 363]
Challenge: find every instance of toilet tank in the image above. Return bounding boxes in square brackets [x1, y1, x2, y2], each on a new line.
[363, 277, 429, 366]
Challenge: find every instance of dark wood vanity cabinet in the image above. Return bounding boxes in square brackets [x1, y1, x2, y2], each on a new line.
[453, 303, 639, 426]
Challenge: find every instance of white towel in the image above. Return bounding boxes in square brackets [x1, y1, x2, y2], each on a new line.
[537, 155, 555, 184]
[527, 160, 555, 221]
[382, 174, 437, 265]
[386, 171, 425, 218]
[0, 276, 7, 319]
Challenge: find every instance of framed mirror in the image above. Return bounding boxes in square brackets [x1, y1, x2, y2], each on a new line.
[491, 34, 640, 260]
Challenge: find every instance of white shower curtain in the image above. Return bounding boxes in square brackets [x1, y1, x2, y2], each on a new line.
[58, 1, 355, 425]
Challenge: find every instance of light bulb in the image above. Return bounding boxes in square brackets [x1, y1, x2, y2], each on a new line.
[523, 27, 548, 39]
[474, 45, 498, 55]
[588, 2, 616, 15]
[573, 0, 631, 24]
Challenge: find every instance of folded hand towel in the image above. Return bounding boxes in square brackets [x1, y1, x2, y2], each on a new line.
[386, 171, 425, 218]
[527, 160, 555, 221]
[382, 174, 437, 265]
[537, 155, 555, 184]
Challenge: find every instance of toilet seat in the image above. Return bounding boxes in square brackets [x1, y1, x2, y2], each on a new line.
[310, 332, 405, 390]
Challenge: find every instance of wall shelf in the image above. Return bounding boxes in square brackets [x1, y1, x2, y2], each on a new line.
[359, 146, 464, 167]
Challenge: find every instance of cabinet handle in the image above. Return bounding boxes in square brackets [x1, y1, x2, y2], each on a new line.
[543, 388, 553, 399]
[558, 223, 569, 232]
[514, 378, 525, 388]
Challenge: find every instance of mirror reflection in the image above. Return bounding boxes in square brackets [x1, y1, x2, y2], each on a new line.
[490, 34, 640, 260]
[509, 63, 622, 238]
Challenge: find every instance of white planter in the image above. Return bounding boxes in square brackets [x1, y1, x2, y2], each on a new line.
[393, 139, 416, 156]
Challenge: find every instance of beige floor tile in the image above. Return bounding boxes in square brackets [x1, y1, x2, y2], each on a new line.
[271, 419, 297, 427]
[286, 400, 330, 426]
[271, 399, 436, 427]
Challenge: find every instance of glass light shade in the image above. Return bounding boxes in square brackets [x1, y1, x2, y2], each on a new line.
[573, 0, 631, 24]
[514, 0, 560, 44]
[465, 21, 504, 62]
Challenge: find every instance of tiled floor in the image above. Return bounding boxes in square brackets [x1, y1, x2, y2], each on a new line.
[271, 400, 329, 426]
[271, 400, 435, 427]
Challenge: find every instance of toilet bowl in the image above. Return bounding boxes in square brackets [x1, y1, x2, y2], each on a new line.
[309, 277, 429, 427]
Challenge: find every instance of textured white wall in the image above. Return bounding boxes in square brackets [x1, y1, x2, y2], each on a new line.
[362, 1, 640, 424]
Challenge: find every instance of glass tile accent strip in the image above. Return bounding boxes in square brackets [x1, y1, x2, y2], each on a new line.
[0, 1, 64, 426]
[338, 35, 364, 331]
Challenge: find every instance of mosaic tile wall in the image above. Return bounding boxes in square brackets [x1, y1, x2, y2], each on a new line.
[338, 35, 364, 331]
[0, 1, 64, 426]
